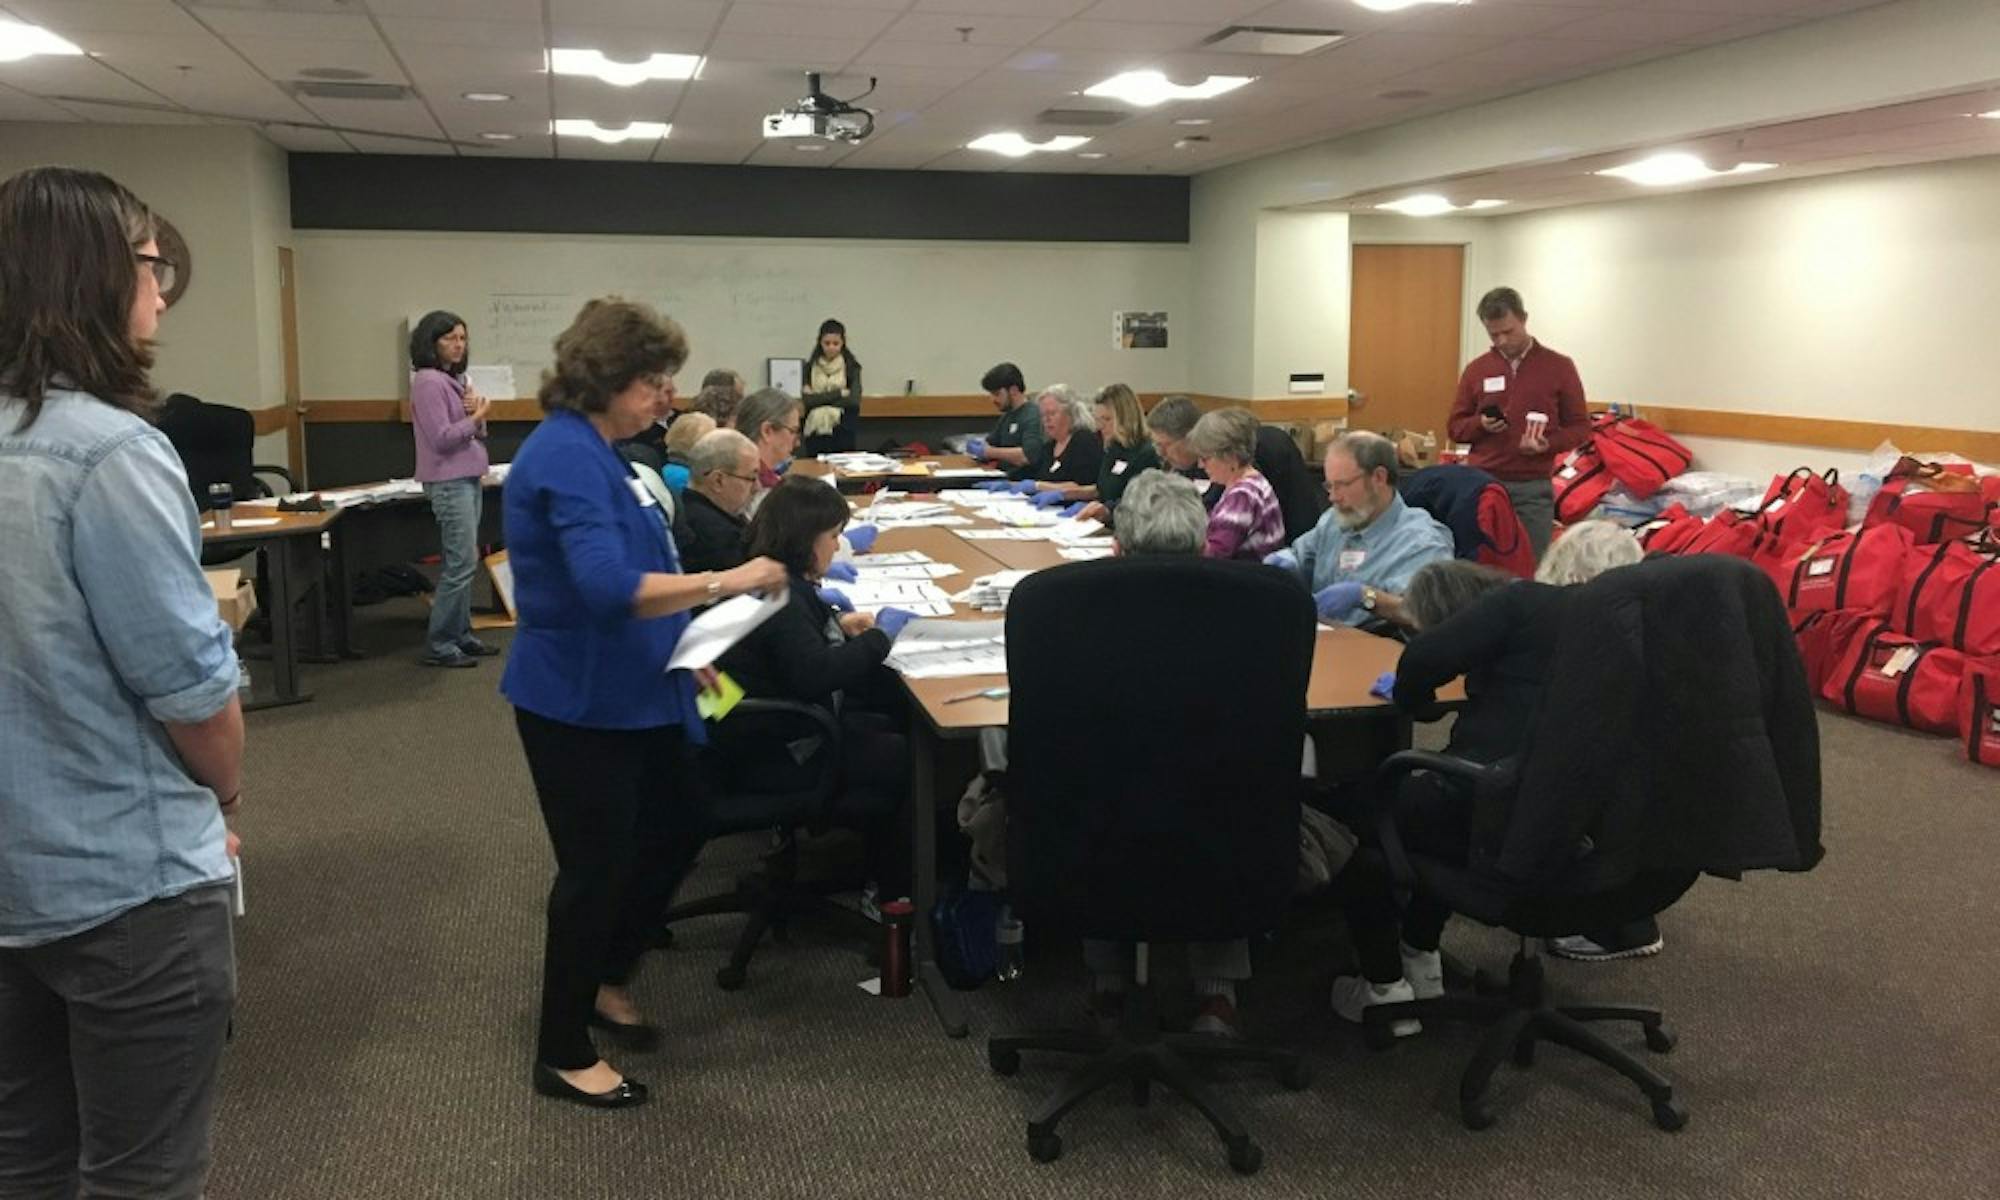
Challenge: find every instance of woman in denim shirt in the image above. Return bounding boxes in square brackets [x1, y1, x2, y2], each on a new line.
[0, 167, 244, 1198]
[501, 298, 783, 1109]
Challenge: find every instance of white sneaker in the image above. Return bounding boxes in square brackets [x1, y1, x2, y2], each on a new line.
[1329, 975, 1421, 1037]
[1400, 945, 1445, 1000]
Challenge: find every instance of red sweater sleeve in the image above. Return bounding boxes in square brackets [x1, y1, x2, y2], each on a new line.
[1546, 356, 1590, 454]
[1446, 362, 1489, 445]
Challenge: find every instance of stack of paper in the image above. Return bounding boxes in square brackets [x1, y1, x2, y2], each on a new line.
[318, 479, 425, 507]
[849, 550, 933, 567]
[819, 452, 904, 474]
[1057, 541, 1116, 561]
[933, 467, 1005, 479]
[951, 570, 1034, 612]
[958, 528, 1056, 542]
[867, 500, 956, 522]
[1050, 517, 1106, 542]
[884, 619, 1008, 678]
[944, 490, 1031, 509]
[855, 562, 961, 580]
[840, 579, 956, 617]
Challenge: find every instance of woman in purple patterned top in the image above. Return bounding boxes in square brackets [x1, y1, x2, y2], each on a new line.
[1188, 407, 1285, 561]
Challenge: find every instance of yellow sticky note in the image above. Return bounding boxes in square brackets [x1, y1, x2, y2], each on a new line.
[696, 671, 746, 721]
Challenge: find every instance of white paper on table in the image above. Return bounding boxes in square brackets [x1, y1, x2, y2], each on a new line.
[1051, 517, 1105, 541]
[856, 563, 961, 580]
[932, 468, 1005, 478]
[840, 579, 953, 608]
[1058, 545, 1115, 561]
[872, 515, 971, 528]
[885, 618, 1009, 678]
[238, 496, 282, 509]
[958, 527, 1055, 541]
[202, 517, 282, 530]
[994, 508, 1059, 528]
[465, 364, 516, 399]
[665, 590, 788, 672]
[850, 551, 932, 566]
[860, 599, 955, 617]
[945, 490, 1030, 508]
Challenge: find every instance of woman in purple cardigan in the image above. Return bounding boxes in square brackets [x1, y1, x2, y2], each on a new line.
[409, 310, 495, 667]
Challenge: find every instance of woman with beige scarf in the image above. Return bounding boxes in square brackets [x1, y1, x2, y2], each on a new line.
[801, 317, 862, 455]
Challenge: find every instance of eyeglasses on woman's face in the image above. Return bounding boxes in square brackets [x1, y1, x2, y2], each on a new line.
[135, 252, 176, 293]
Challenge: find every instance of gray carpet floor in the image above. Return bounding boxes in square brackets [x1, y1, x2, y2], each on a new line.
[209, 600, 2000, 1198]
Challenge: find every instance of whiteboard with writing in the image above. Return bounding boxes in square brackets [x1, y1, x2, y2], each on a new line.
[297, 231, 1190, 401]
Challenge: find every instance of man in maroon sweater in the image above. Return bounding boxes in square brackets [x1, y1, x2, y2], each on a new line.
[1446, 286, 1588, 558]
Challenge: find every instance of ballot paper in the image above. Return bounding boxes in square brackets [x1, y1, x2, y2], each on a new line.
[849, 551, 934, 567]
[819, 452, 904, 474]
[1058, 543, 1116, 561]
[318, 478, 425, 507]
[855, 562, 962, 580]
[884, 619, 1008, 678]
[201, 517, 282, 530]
[465, 364, 516, 400]
[868, 501, 956, 522]
[945, 490, 1031, 509]
[840, 579, 956, 615]
[958, 528, 1057, 541]
[932, 467, 1005, 479]
[665, 590, 788, 672]
[951, 570, 1034, 612]
[1051, 517, 1105, 541]
[992, 507, 1060, 528]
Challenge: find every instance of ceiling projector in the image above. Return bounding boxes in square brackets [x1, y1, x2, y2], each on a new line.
[763, 72, 877, 144]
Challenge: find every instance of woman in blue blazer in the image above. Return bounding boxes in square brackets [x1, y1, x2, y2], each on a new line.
[500, 298, 783, 1109]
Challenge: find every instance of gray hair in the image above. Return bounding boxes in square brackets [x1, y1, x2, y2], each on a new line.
[1404, 559, 1513, 631]
[1536, 518, 1643, 586]
[1185, 406, 1259, 466]
[1330, 430, 1400, 487]
[1035, 383, 1094, 431]
[734, 386, 801, 438]
[688, 427, 755, 477]
[1113, 471, 1207, 556]
[1145, 394, 1201, 439]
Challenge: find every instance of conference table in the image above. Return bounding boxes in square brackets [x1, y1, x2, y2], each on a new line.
[791, 453, 1000, 493]
[200, 506, 347, 709]
[856, 497, 1455, 1038]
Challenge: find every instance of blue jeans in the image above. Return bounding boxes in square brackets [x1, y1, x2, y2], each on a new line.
[425, 478, 482, 657]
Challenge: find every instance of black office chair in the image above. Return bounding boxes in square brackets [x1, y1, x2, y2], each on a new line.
[1355, 555, 1824, 1133]
[661, 699, 880, 991]
[987, 556, 1316, 1174]
[157, 392, 298, 506]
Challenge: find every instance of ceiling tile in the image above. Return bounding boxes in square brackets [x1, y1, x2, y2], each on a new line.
[1076, 0, 1270, 23]
[547, 0, 727, 25]
[913, 0, 1094, 15]
[851, 41, 1014, 70]
[700, 31, 871, 66]
[0, 84, 80, 120]
[1, 0, 209, 37]
[720, 4, 901, 39]
[57, 97, 208, 125]
[225, 35, 407, 83]
[0, 54, 166, 104]
[185, 9, 378, 40]
[879, 12, 1064, 46]
[1032, 20, 1213, 53]
[340, 132, 457, 156]
[1548, 9, 1744, 42]
[361, 0, 541, 17]
[375, 17, 549, 50]
[258, 125, 353, 153]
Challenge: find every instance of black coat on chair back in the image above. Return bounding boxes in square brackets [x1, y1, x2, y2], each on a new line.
[1499, 554, 1824, 890]
[1004, 556, 1315, 945]
[157, 393, 256, 507]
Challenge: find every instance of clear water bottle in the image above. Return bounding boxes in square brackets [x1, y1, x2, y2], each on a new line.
[995, 906, 1025, 982]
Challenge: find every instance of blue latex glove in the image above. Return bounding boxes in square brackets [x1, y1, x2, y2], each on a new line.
[965, 436, 988, 460]
[1009, 480, 1038, 495]
[1263, 549, 1299, 572]
[816, 587, 853, 613]
[823, 560, 858, 584]
[975, 480, 1012, 492]
[1030, 489, 1067, 509]
[1313, 581, 1367, 622]
[1369, 670, 1396, 701]
[844, 523, 879, 554]
[1059, 502, 1085, 518]
[875, 606, 918, 639]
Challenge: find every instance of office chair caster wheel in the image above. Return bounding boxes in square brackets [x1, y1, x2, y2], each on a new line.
[715, 965, 746, 991]
[1644, 1023, 1678, 1053]
[1460, 1101, 1497, 1131]
[1652, 1097, 1689, 1132]
[1130, 1077, 1151, 1107]
[1225, 1136, 1264, 1175]
[1278, 1058, 1313, 1091]
[987, 1045, 1020, 1077]
[1027, 1131, 1062, 1163]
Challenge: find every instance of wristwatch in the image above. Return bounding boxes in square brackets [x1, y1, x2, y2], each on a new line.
[1361, 586, 1378, 612]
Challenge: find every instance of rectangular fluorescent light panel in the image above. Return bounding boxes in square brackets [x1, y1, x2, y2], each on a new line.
[967, 132, 1090, 158]
[1201, 26, 1346, 55]
[1595, 152, 1775, 187]
[1374, 194, 1505, 217]
[552, 119, 670, 144]
[549, 48, 702, 87]
[0, 19, 82, 62]
[1084, 71, 1253, 108]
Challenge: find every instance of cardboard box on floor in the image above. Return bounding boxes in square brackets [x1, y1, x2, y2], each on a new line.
[204, 568, 257, 632]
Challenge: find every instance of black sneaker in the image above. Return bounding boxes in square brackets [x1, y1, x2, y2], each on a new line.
[457, 639, 501, 658]
[420, 651, 479, 669]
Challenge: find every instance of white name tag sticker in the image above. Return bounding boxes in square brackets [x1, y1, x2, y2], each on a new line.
[1879, 645, 1920, 678]
[1767, 497, 1787, 512]
[1111, 460, 1129, 475]
[1338, 549, 1367, 572]
[1559, 465, 1579, 480]
[626, 477, 656, 507]
[1806, 557, 1836, 577]
[1482, 376, 1506, 394]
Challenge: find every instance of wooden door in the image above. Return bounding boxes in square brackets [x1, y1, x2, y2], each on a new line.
[279, 246, 306, 481]
[1347, 244, 1464, 441]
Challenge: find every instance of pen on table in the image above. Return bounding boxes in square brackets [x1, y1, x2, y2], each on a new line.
[944, 686, 1008, 704]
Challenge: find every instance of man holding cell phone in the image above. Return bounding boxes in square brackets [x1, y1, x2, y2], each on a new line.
[1446, 286, 1589, 559]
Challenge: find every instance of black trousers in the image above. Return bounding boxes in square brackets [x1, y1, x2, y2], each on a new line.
[515, 709, 709, 1070]
[1332, 771, 1470, 984]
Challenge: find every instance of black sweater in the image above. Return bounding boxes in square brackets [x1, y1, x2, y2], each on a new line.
[1395, 581, 1571, 765]
[716, 574, 891, 712]
[1028, 427, 1104, 487]
[671, 489, 748, 575]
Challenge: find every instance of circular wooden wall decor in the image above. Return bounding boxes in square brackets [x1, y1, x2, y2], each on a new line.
[156, 217, 191, 309]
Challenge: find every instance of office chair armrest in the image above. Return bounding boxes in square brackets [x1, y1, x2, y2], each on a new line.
[1370, 750, 1519, 894]
[726, 699, 846, 820]
[251, 464, 299, 499]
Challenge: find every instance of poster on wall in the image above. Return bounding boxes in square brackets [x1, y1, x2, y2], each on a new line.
[1113, 311, 1168, 349]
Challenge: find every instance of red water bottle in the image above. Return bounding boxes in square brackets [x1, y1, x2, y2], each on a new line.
[880, 900, 913, 998]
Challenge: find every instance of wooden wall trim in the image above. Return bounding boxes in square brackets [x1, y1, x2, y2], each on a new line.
[251, 406, 292, 437]
[1592, 404, 2000, 462]
[300, 393, 1352, 424]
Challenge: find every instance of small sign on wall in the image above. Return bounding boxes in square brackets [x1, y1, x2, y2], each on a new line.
[1113, 311, 1168, 349]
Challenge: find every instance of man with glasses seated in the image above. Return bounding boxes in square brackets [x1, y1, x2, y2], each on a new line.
[671, 429, 761, 575]
[1267, 432, 1453, 633]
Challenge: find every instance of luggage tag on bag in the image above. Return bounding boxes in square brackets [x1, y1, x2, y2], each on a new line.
[1559, 464, 1579, 479]
[1878, 645, 1920, 678]
[1767, 497, 1787, 512]
[1807, 557, 1836, 577]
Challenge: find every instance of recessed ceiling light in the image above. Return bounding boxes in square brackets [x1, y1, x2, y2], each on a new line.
[1594, 152, 1775, 187]
[463, 91, 513, 103]
[0, 19, 83, 62]
[1172, 117, 1212, 127]
[551, 119, 670, 144]
[548, 48, 702, 88]
[1084, 71, 1253, 108]
[478, 132, 518, 141]
[1353, 0, 1472, 12]
[1374, 194, 1505, 217]
[1077, 151, 1109, 160]
[967, 132, 1091, 157]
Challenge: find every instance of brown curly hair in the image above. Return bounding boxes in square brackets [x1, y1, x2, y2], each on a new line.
[537, 297, 689, 415]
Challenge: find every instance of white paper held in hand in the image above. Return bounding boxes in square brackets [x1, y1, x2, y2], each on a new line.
[665, 590, 789, 673]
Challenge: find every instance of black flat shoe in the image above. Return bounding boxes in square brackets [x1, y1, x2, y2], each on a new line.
[588, 1011, 662, 1051]
[419, 652, 478, 669]
[532, 1062, 649, 1109]
[457, 640, 501, 658]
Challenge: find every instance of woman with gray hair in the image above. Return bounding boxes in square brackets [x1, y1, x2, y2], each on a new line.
[1535, 518, 1643, 586]
[1016, 384, 1103, 508]
[1111, 470, 1208, 556]
[1187, 407, 1285, 560]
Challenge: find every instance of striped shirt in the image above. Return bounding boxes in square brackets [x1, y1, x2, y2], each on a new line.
[1204, 469, 1286, 561]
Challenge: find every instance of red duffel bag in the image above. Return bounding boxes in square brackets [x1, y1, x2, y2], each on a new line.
[1892, 531, 2000, 655]
[1792, 609, 1881, 694]
[1636, 503, 1703, 554]
[1680, 509, 1774, 559]
[1592, 414, 1693, 499]
[1552, 442, 1614, 525]
[1863, 459, 1995, 544]
[1821, 620, 1970, 735]
[1755, 468, 1850, 543]
[1962, 662, 2000, 767]
[1758, 523, 1913, 618]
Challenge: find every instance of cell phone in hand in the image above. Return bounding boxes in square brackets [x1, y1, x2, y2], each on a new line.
[1481, 404, 1505, 422]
